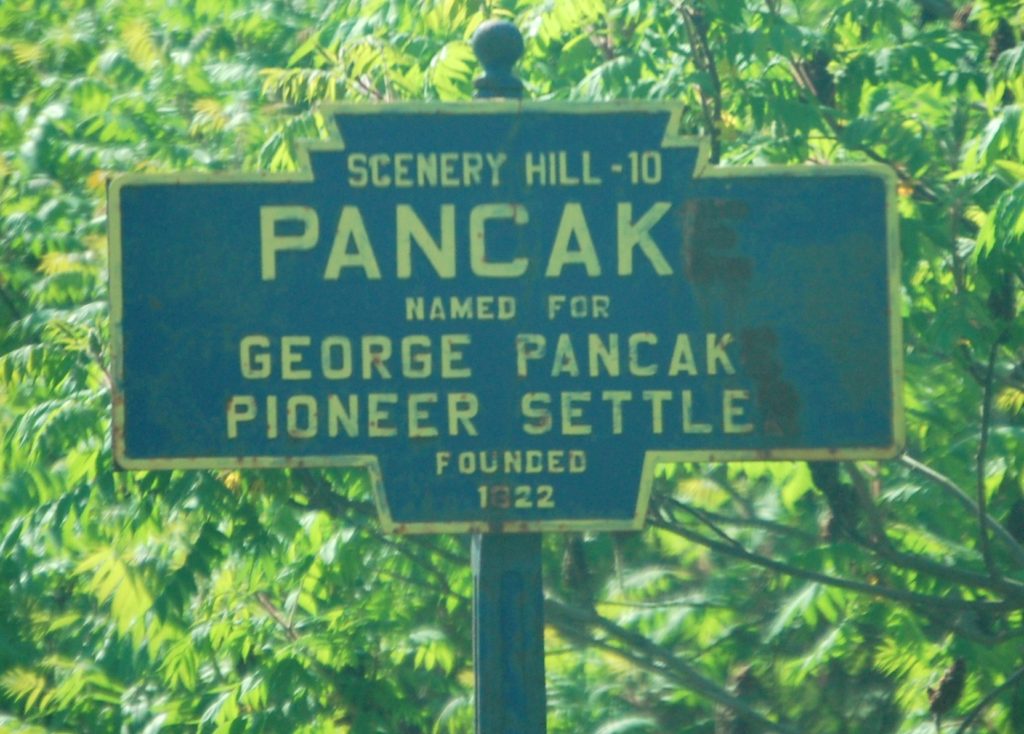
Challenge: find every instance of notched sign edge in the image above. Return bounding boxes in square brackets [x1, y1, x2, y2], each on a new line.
[107, 100, 903, 535]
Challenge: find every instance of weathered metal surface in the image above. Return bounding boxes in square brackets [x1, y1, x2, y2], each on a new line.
[109, 101, 902, 534]
[473, 532, 546, 732]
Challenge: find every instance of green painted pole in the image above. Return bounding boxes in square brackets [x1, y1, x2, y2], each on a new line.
[472, 533, 547, 733]
[470, 19, 547, 734]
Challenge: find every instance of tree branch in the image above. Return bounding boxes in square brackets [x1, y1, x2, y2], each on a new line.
[678, 3, 723, 163]
[666, 486, 1024, 599]
[295, 469, 469, 567]
[376, 536, 469, 601]
[899, 454, 1024, 567]
[376, 569, 467, 601]
[840, 464, 1024, 597]
[876, 536, 1024, 597]
[977, 336, 1004, 583]
[649, 502, 1018, 614]
[294, 469, 378, 521]
[760, 0, 942, 202]
[845, 461, 894, 549]
[954, 663, 1024, 733]
[292, 472, 470, 601]
[545, 596, 797, 734]
[659, 496, 819, 544]
[255, 591, 299, 641]
[669, 500, 749, 552]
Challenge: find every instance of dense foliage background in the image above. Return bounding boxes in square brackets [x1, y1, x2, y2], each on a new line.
[1, 0, 1023, 731]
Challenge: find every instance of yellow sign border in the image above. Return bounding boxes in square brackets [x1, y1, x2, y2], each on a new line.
[109, 100, 903, 535]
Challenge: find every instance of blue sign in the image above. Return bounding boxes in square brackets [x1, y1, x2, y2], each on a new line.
[109, 102, 902, 533]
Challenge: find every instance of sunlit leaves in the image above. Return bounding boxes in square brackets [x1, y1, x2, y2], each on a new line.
[977, 180, 1024, 256]
[426, 41, 475, 100]
[1, 0, 1024, 731]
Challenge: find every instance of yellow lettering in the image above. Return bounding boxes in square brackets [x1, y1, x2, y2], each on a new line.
[524, 152, 545, 186]
[448, 393, 479, 435]
[582, 151, 601, 184]
[617, 202, 673, 275]
[321, 337, 352, 379]
[561, 391, 592, 435]
[226, 396, 256, 438]
[324, 206, 381, 279]
[368, 393, 398, 437]
[469, 203, 529, 277]
[602, 390, 632, 434]
[552, 333, 580, 377]
[521, 392, 551, 435]
[393, 153, 413, 187]
[396, 204, 456, 278]
[266, 394, 278, 438]
[287, 395, 317, 438]
[440, 152, 459, 187]
[706, 333, 736, 375]
[408, 393, 439, 437]
[361, 336, 392, 379]
[486, 153, 507, 186]
[643, 389, 671, 434]
[668, 334, 698, 376]
[405, 297, 425, 320]
[588, 334, 620, 377]
[281, 335, 312, 380]
[417, 153, 437, 186]
[240, 335, 271, 378]
[260, 205, 318, 281]
[557, 152, 579, 185]
[682, 390, 712, 434]
[347, 153, 368, 187]
[516, 334, 545, 377]
[327, 394, 358, 437]
[441, 334, 471, 378]
[628, 333, 658, 376]
[462, 152, 483, 186]
[545, 202, 601, 277]
[402, 335, 432, 378]
[370, 153, 390, 186]
[724, 389, 754, 433]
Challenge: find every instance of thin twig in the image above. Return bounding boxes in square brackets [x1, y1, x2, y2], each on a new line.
[878, 538, 1024, 597]
[977, 337, 1004, 582]
[954, 664, 1024, 733]
[840, 463, 1024, 596]
[678, 3, 723, 163]
[294, 470, 470, 586]
[255, 592, 299, 641]
[845, 461, 894, 549]
[670, 501, 749, 552]
[546, 597, 797, 734]
[649, 506, 1018, 614]
[900, 454, 1024, 567]
[660, 496, 819, 544]
[376, 535, 467, 600]
[598, 597, 732, 610]
[377, 569, 465, 600]
[759, 0, 941, 202]
[663, 493, 1024, 596]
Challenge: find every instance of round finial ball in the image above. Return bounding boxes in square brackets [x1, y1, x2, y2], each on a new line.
[472, 19, 524, 70]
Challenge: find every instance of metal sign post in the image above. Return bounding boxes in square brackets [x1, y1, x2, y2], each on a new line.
[473, 531, 546, 732]
[470, 22, 546, 733]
